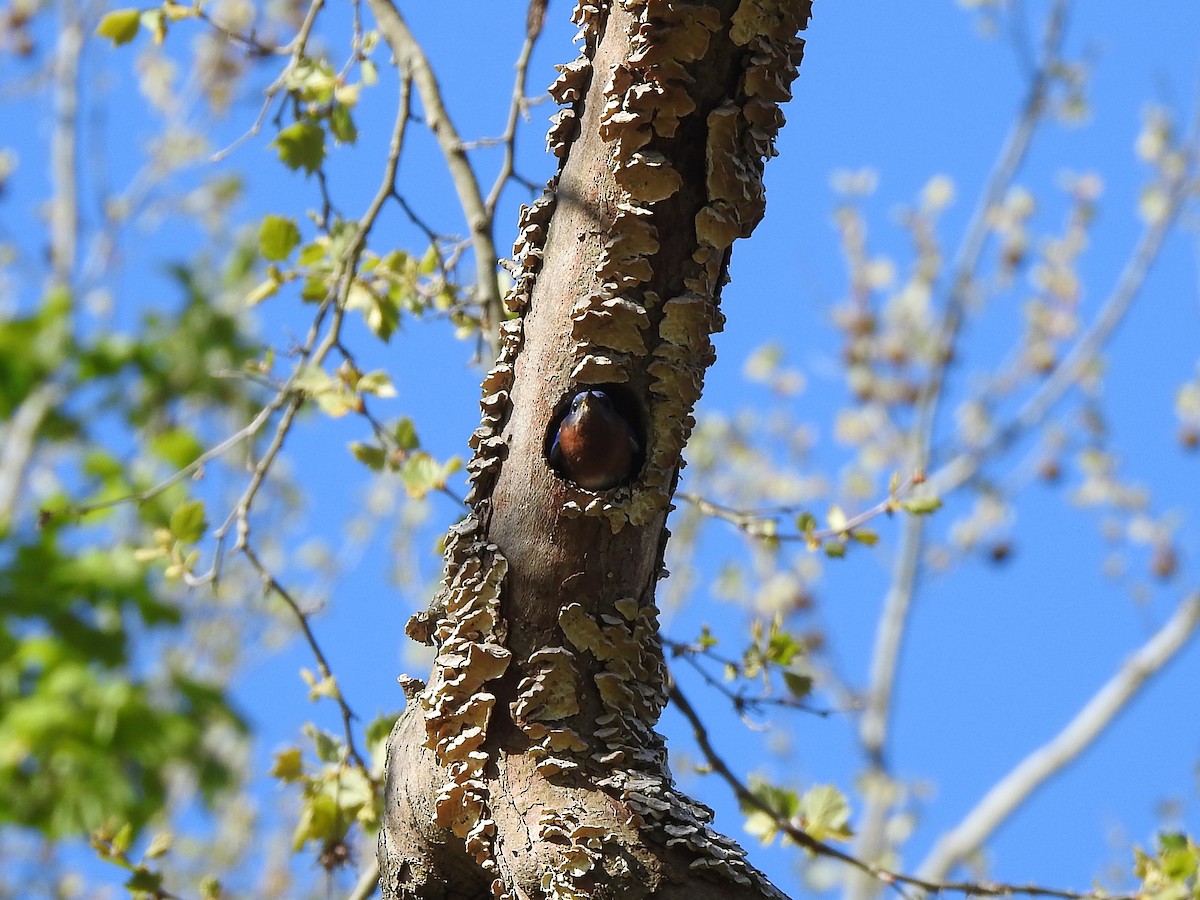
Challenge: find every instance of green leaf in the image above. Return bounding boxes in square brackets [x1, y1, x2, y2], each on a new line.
[901, 494, 943, 516]
[357, 369, 396, 398]
[125, 868, 165, 893]
[393, 417, 419, 451]
[259, 215, 301, 261]
[824, 541, 846, 559]
[144, 831, 173, 859]
[417, 243, 439, 275]
[112, 821, 135, 855]
[292, 788, 342, 851]
[350, 442, 387, 471]
[168, 499, 207, 544]
[96, 8, 142, 45]
[401, 452, 461, 499]
[366, 711, 400, 757]
[782, 668, 813, 699]
[293, 364, 337, 397]
[740, 776, 800, 846]
[852, 528, 879, 546]
[304, 724, 344, 764]
[330, 104, 358, 144]
[346, 279, 400, 342]
[297, 241, 327, 267]
[272, 121, 326, 175]
[149, 428, 203, 469]
[269, 747, 305, 783]
[798, 784, 853, 843]
[301, 668, 339, 701]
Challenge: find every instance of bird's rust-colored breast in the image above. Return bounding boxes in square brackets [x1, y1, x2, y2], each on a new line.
[549, 390, 640, 491]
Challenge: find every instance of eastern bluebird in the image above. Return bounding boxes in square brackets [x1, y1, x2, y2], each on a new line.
[548, 389, 640, 490]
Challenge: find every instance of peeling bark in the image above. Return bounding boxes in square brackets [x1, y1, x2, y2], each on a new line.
[378, 1, 811, 897]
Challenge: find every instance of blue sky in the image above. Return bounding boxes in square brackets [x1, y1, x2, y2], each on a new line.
[4, 0, 1200, 896]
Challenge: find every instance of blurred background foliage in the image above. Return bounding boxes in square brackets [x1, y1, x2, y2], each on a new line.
[1, 0, 1199, 898]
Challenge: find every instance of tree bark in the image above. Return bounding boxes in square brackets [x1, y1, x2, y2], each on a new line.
[377, 1, 811, 897]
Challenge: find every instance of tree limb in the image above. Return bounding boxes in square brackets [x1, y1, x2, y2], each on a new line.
[927, 119, 1200, 498]
[849, 5, 1069, 893]
[0, 383, 61, 532]
[670, 681, 1138, 900]
[917, 592, 1200, 883]
[50, 0, 82, 288]
[364, 0, 503, 360]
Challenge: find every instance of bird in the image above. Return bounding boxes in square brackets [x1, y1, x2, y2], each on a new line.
[548, 389, 640, 490]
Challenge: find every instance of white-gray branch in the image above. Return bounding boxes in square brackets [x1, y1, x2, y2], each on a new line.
[917, 592, 1200, 883]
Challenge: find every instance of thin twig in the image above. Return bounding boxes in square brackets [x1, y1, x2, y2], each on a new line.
[917, 593, 1200, 882]
[58, 394, 280, 525]
[194, 9, 281, 57]
[927, 125, 1200, 499]
[483, 2, 544, 218]
[665, 640, 835, 718]
[669, 682, 1138, 900]
[210, 61, 414, 573]
[364, 0, 503, 361]
[678, 472, 919, 545]
[242, 542, 370, 774]
[211, 0, 326, 163]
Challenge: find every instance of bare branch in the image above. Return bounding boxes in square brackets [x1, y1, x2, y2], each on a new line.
[927, 127, 1200, 498]
[670, 682, 1134, 900]
[0, 383, 61, 530]
[211, 69, 412, 572]
[483, 8, 542, 218]
[850, 4, 1070, 891]
[917, 592, 1200, 882]
[677, 471, 921, 546]
[664, 640, 836, 718]
[364, 0, 503, 360]
[242, 542, 371, 775]
[211, 0, 327, 163]
[58, 390, 282, 525]
[194, 8, 281, 57]
[346, 857, 380, 900]
[50, 0, 83, 288]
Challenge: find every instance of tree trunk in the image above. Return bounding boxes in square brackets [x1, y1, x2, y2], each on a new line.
[377, 1, 811, 896]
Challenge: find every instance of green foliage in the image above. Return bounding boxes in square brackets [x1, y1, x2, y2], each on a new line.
[900, 494, 943, 515]
[743, 778, 853, 847]
[271, 716, 397, 856]
[169, 499, 207, 543]
[22, 1, 1200, 897]
[0, 511, 242, 833]
[0, 552, 246, 835]
[0, 247, 261, 845]
[95, 8, 141, 46]
[92, 821, 189, 900]
[272, 121, 327, 175]
[1135, 833, 1200, 900]
[797, 785, 853, 843]
[259, 214, 302, 262]
[400, 452, 463, 500]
